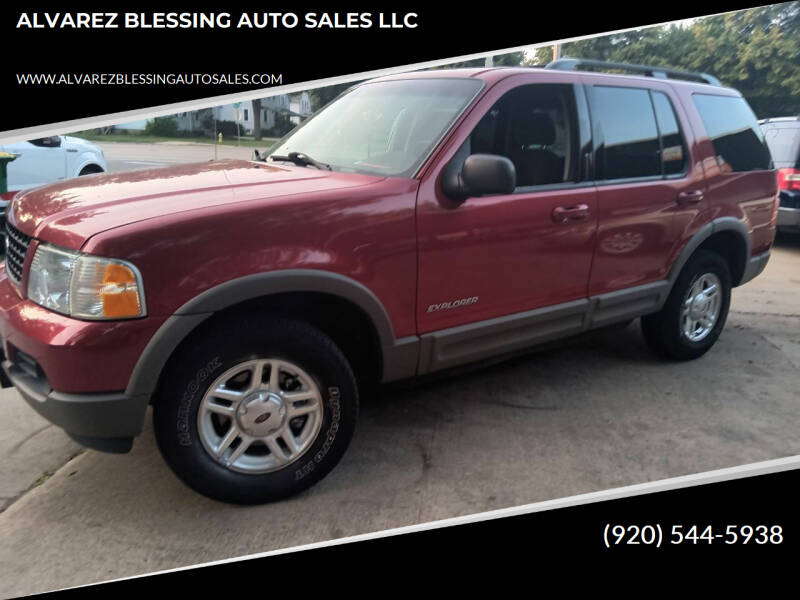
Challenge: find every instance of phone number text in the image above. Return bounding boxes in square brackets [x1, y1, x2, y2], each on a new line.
[603, 524, 783, 548]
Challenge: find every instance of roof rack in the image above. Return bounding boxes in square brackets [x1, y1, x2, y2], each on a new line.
[545, 58, 722, 87]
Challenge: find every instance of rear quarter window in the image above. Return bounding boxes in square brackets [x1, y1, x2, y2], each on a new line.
[692, 94, 772, 172]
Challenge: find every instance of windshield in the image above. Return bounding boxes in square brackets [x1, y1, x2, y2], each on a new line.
[268, 78, 483, 177]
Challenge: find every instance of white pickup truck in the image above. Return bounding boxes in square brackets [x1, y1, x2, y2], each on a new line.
[1, 135, 107, 230]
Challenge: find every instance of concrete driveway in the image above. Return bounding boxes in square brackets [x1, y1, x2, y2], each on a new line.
[0, 233, 798, 597]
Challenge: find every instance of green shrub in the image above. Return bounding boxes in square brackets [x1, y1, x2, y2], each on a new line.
[144, 117, 179, 137]
[215, 120, 241, 138]
[261, 113, 296, 138]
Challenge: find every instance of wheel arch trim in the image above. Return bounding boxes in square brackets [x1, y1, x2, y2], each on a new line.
[125, 270, 419, 399]
[667, 217, 752, 287]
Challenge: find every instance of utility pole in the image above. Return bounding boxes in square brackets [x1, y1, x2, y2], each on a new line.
[553, 43, 561, 61]
[484, 55, 494, 67]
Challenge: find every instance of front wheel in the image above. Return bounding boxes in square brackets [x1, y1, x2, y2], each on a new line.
[641, 249, 731, 360]
[153, 316, 358, 504]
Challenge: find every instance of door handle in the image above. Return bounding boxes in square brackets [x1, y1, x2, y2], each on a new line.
[552, 204, 590, 224]
[677, 190, 704, 204]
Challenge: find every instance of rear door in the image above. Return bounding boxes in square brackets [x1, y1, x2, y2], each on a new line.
[583, 79, 706, 296]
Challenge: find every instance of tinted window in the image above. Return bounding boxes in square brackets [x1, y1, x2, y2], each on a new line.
[693, 94, 772, 172]
[468, 84, 579, 187]
[29, 137, 61, 148]
[761, 125, 800, 168]
[652, 92, 686, 175]
[593, 87, 661, 180]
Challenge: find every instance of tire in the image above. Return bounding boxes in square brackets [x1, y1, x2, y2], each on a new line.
[153, 316, 358, 504]
[641, 249, 731, 360]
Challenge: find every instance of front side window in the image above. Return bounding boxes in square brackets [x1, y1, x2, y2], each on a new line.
[692, 94, 772, 172]
[269, 78, 483, 177]
[467, 83, 580, 188]
[592, 86, 661, 180]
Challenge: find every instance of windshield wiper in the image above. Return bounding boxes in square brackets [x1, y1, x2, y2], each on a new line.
[268, 152, 332, 171]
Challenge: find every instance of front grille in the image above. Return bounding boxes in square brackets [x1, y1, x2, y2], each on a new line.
[5, 222, 32, 284]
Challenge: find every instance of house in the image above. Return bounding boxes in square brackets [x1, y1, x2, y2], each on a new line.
[202, 92, 310, 135]
[114, 119, 148, 132]
[289, 92, 312, 125]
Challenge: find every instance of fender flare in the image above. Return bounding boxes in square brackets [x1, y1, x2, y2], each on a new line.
[125, 270, 419, 399]
[74, 156, 105, 176]
[666, 217, 751, 286]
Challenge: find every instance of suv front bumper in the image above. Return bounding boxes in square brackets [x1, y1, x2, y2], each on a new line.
[2, 357, 145, 452]
[0, 269, 161, 453]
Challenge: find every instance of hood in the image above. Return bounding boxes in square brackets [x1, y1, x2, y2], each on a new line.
[10, 159, 382, 249]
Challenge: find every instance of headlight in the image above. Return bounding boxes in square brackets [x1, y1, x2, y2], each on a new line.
[27, 243, 146, 319]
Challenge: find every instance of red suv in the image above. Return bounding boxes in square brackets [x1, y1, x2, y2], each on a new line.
[0, 59, 778, 503]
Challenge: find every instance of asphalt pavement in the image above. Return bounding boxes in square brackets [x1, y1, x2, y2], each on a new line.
[101, 141, 258, 173]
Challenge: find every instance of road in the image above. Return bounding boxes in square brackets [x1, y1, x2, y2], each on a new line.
[100, 140, 259, 172]
[0, 147, 797, 595]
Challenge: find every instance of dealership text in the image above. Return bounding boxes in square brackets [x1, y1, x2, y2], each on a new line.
[16, 12, 419, 30]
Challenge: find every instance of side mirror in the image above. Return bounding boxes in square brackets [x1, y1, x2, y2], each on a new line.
[442, 153, 516, 200]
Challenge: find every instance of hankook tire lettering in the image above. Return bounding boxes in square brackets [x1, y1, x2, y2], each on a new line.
[176, 356, 222, 446]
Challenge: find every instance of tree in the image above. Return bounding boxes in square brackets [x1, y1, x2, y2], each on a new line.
[144, 116, 178, 137]
[438, 50, 526, 69]
[526, 2, 800, 117]
[309, 82, 358, 111]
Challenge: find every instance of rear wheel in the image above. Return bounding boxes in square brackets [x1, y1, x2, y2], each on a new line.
[153, 316, 358, 504]
[641, 250, 731, 360]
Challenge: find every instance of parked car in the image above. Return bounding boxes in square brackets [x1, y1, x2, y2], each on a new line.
[759, 117, 800, 233]
[0, 60, 777, 504]
[0, 135, 107, 232]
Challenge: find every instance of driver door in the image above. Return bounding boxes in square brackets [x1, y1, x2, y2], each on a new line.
[415, 75, 598, 372]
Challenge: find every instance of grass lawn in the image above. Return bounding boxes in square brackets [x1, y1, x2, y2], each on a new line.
[71, 131, 280, 149]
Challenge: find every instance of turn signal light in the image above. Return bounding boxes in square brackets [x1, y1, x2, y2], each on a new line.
[101, 264, 141, 318]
